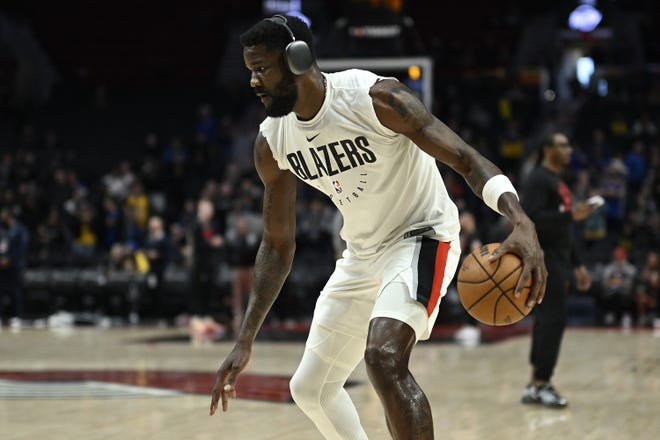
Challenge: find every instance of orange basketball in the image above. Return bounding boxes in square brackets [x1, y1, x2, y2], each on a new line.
[456, 243, 534, 326]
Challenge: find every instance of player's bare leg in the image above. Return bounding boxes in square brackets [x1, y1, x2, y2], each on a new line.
[365, 317, 433, 439]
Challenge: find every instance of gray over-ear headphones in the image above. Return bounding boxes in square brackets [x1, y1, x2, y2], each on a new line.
[267, 14, 313, 75]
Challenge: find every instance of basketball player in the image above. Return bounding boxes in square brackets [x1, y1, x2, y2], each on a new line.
[520, 132, 595, 408]
[210, 15, 547, 439]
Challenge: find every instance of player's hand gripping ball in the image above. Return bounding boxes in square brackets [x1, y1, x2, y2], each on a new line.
[457, 243, 533, 326]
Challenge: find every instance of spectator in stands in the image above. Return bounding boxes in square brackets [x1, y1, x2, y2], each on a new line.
[162, 137, 189, 177]
[186, 135, 214, 199]
[631, 111, 658, 143]
[167, 221, 188, 267]
[599, 246, 637, 327]
[585, 128, 612, 173]
[141, 215, 174, 320]
[124, 181, 149, 245]
[217, 115, 236, 164]
[609, 111, 630, 151]
[100, 197, 123, 250]
[108, 242, 135, 272]
[0, 208, 29, 328]
[188, 199, 224, 339]
[195, 104, 218, 146]
[34, 207, 71, 266]
[16, 181, 41, 232]
[143, 132, 162, 160]
[225, 215, 259, 335]
[296, 197, 335, 261]
[70, 203, 98, 263]
[102, 161, 134, 201]
[634, 251, 659, 328]
[161, 137, 188, 211]
[125, 181, 149, 230]
[600, 157, 628, 239]
[50, 167, 74, 212]
[624, 140, 647, 194]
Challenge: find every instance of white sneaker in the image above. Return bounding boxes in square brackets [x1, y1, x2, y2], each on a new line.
[9, 317, 22, 331]
[621, 313, 632, 331]
[604, 312, 615, 326]
[47, 311, 74, 328]
[454, 324, 481, 347]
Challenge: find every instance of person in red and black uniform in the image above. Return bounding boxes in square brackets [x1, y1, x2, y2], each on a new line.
[520, 132, 598, 408]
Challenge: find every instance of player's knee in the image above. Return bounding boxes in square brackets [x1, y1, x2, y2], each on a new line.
[364, 342, 400, 381]
[289, 371, 320, 409]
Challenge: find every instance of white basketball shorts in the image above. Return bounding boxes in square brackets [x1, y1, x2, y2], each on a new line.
[311, 235, 461, 341]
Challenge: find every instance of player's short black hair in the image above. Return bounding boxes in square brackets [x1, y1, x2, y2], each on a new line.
[240, 15, 315, 60]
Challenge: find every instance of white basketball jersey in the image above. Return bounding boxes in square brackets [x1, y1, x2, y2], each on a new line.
[260, 69, 459, 258]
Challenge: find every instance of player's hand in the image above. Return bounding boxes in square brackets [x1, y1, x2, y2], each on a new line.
[209, 343, 252, 415]
[488, 218, 547, 307]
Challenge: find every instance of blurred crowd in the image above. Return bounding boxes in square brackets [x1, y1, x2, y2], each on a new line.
[2, 72, 659, 333]
[1, 1, 659, 334]
[0, 101, 339, 331]
[443, 73, 660, 331]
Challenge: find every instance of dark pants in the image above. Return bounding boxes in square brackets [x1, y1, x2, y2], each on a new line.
[599, 291, 635, 323]
[530, 249, 570, 382]
[145, 270, 165, 319]
[0, 268, 24, 319]
[189, 267, 214, 317]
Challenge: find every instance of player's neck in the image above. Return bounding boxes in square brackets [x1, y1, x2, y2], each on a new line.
[294, 71, 326, 121]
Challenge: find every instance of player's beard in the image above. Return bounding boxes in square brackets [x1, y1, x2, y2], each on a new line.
[264, 71, 298, 117]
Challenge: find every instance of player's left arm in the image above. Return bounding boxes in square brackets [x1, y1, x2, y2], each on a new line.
[370, 79, 547, 305]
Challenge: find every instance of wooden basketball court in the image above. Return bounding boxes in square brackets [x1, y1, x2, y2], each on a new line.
[1, 325, 658, 439]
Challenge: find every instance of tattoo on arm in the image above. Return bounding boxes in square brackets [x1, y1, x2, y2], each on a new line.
[386, 83, 428, 132]
[237, 184, 295, 344]
[238, 241, 290, 342]
[389, 90, 409, 120]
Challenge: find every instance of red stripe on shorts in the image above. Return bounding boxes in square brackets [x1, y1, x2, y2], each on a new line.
[427, 241, 451, 315]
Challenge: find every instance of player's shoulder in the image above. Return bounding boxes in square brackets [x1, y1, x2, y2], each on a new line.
[326, 69, 387, 91]
[259, 112, 294, 132]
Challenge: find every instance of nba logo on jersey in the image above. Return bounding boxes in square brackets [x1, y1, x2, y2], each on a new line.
[333, 180, 343, 194]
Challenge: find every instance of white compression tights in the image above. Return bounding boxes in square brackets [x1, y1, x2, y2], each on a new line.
[289, 324, 369, 440]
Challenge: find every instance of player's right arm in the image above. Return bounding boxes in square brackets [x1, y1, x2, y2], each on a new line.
[210, 132, 298, 415]
[236, 132, 297, 345]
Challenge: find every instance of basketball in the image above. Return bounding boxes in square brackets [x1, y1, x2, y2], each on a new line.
[456, 243, 533, 326]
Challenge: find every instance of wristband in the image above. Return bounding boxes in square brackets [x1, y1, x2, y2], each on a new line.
[482, 174, 518, 215]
